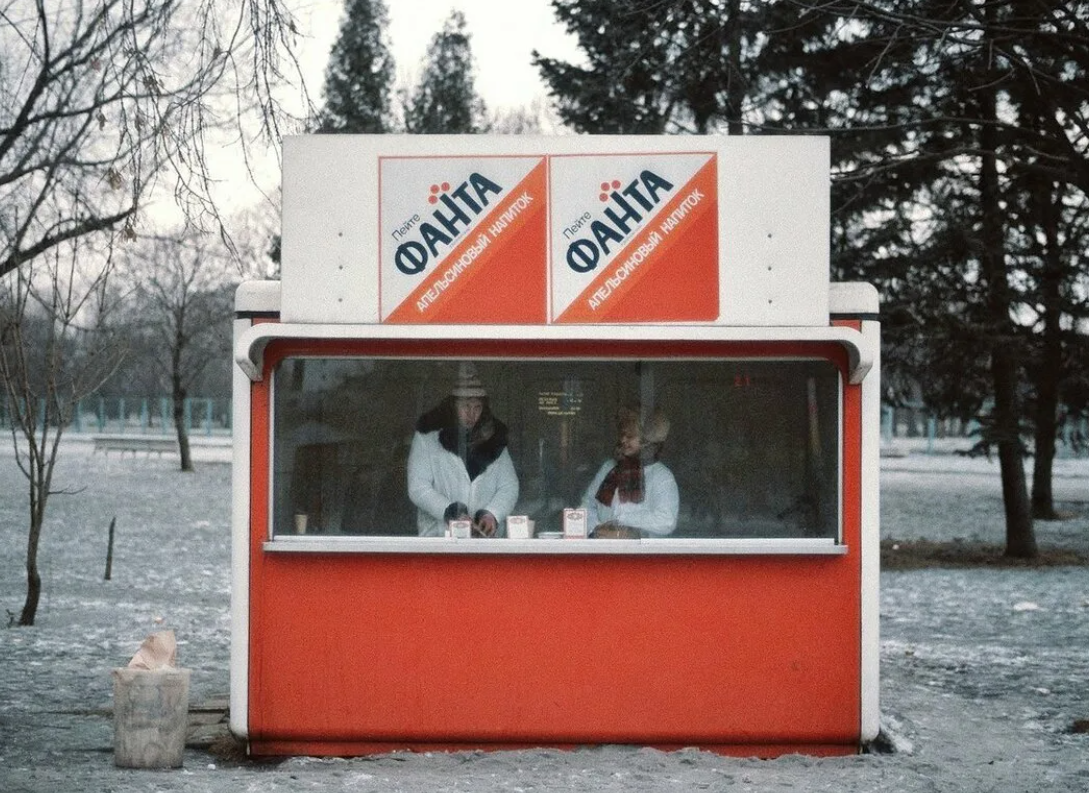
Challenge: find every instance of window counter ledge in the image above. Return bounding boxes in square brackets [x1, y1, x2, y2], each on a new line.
[262, 537, 848, 555]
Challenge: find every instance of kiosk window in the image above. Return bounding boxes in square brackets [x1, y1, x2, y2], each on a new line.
[270, 358, 841, 540]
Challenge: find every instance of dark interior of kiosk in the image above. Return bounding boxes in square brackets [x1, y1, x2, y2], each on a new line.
[271, 358, 841, 539]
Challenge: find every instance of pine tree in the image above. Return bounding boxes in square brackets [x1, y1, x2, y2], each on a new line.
[318, 0, 395, 133]
[533, 0, 758, 134]
[757, 0, 1089, 556]
[403, 11, 486, 133]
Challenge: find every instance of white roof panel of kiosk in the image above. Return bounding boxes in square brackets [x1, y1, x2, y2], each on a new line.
[280, 135, 830, 327]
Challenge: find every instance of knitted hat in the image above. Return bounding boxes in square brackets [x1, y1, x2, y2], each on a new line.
[617, 404, 670, 444]
[451, 362, 487, 398]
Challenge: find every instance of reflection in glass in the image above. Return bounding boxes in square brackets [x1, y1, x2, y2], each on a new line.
[270, 358, 841, 540]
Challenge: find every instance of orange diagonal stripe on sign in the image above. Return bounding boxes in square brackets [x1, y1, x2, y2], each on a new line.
[555, 157, 717, 324]
[385, 160, 547, 324]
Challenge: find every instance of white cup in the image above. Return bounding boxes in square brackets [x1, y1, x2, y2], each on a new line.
[294, 513, 308, 534]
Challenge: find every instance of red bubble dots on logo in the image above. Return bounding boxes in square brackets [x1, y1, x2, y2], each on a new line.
[428, 182, 452, 205]
[599, 180, 621, 202]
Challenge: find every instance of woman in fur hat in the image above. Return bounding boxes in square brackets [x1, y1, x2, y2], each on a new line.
[407, 363, 519, 537]
[580, 404, 679, 539]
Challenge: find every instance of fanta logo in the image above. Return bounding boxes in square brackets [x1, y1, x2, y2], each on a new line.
[394, 173, 503, 275]
[565, 170, 674, 273]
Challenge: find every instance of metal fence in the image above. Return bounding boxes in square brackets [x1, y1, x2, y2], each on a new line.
[882, 404, 1089, 456]
[0, 396, 231, 436]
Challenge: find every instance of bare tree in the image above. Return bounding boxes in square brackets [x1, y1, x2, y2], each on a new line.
[487, 100, 547, 135]
[0, 0, 312, 280]
[120, 232, 236, 471]
[0, 242, 125, 625]
[0, 0, 309, 624]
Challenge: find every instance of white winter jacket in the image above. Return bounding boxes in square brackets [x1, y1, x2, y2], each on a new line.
[581, 459, 679, 537]
[407, 429, 520, 537]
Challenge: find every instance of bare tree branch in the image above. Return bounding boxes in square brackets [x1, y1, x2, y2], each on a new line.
[0, 0, 310, 280]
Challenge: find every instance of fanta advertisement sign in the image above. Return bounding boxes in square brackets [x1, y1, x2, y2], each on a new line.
[549, 152, 717, 323]
[280, 135, 830, 327]
[380, 156, 547, 323]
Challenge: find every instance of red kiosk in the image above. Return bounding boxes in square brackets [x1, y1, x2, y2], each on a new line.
[231, 135, 880, 756]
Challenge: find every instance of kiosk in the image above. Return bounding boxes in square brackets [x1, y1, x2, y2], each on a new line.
[231, 135, 880, 756]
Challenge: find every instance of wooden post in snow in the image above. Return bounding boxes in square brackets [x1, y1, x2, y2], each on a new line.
[105, 517, 116, 581]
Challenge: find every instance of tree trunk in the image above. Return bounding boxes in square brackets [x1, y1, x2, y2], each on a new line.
[19, 517, 42, 626]
[1030, 421, 1056, 519]
[172, 341, 193, 472]
[1031, 186, 1063, 520]
[992, 346, 1037, 557]
[173, 389, 193, 472]
[19, 471, 48, 626]
[978, 13, 1036, 558]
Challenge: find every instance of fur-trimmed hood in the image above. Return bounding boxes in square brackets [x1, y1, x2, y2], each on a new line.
[415, 396, 510, 481]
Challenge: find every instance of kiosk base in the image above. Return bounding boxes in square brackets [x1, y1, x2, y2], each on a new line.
[246, 739, 859, 759]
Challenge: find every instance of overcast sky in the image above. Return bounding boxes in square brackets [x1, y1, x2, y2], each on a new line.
[188, 2, 583, 223]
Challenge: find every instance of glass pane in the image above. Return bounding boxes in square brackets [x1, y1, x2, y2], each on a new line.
[270, 357, 840, 539]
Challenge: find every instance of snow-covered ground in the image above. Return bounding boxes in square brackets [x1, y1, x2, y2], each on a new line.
[0, 436, 1086, 792]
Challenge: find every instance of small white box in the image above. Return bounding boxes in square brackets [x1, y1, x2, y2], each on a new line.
[449, 519, 472, 539]
[507, 515, 530, 539]
[562, 508, 587, 539]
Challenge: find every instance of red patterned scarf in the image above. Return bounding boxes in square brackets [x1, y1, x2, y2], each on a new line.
[595, 455, 644, 505]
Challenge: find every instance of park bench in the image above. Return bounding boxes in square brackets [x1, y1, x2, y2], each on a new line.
[92, 435, 179, 458]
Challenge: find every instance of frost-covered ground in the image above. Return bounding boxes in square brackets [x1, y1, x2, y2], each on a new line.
[0, 435, 1087, 792]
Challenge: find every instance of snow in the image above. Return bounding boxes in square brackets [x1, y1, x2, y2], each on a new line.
[1, 435, 1087, 792]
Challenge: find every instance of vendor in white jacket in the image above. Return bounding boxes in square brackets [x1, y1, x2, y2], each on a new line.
[407, 363, 519, 537]
[581, 404, 679, 539]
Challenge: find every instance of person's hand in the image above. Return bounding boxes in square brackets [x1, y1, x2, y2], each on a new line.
[472, 510, 497, 538]
[591, 522, 639, 539]
[444, 502, 470, 521]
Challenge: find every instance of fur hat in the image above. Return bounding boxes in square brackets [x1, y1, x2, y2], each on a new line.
[617, 404, 670, 445]
[451, 362, 487, 399]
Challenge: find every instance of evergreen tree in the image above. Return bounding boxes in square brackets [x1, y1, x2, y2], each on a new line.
[751, 0, 1089, 556]
[403, 11, 486, 133]
[534, 0, 677, 133]
[533, 0, 758, 134]
[318, 0, 395, 133]
[534, 0, 1089, 557]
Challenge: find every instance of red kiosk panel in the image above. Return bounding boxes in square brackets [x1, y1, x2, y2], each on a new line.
[244, 339, 863, 756]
